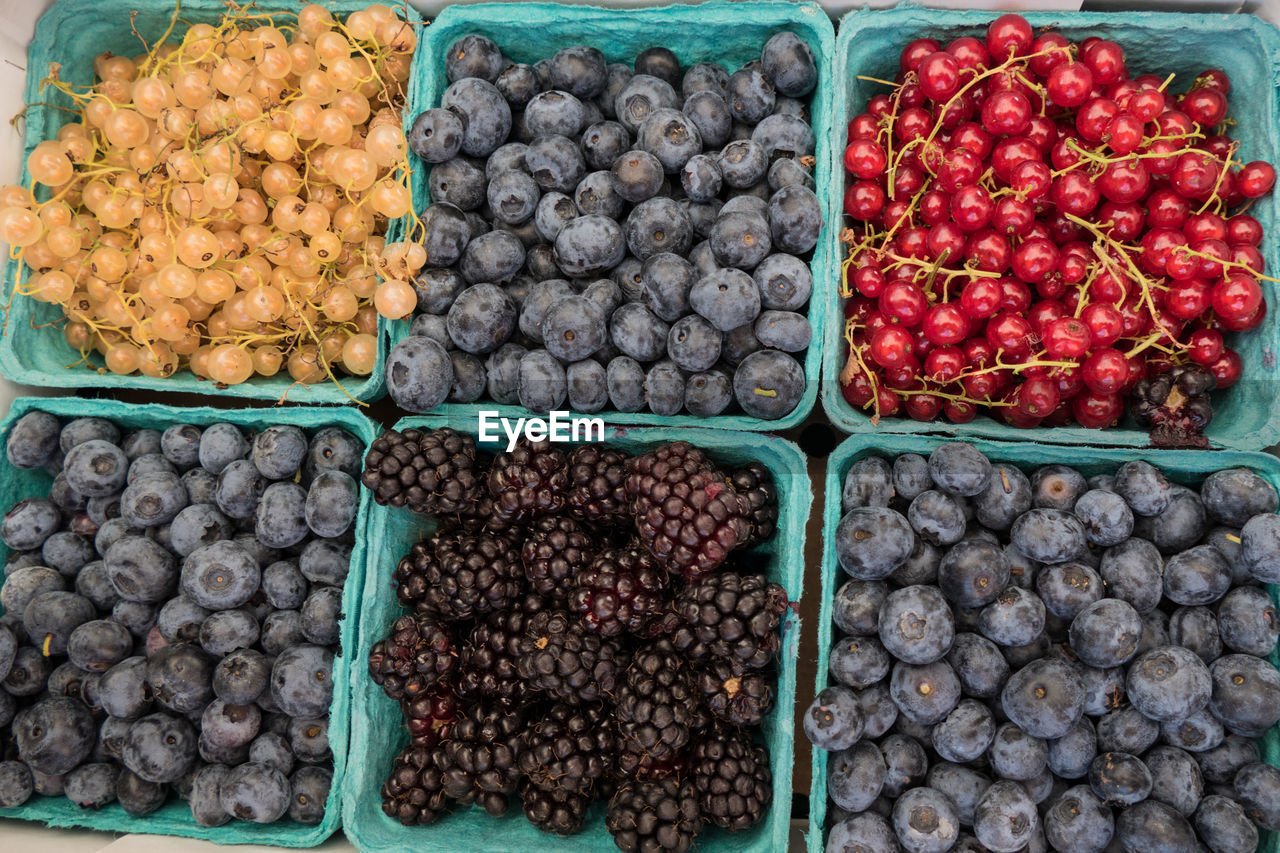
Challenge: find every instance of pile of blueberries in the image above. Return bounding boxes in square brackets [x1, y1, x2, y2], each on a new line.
[807, 442, 1280, 853]
[388, 31, 823, 420]
[0, 411, 363, 827]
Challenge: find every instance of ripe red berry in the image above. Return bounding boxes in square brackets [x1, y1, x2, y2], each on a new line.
[1042, 317, 1090, 359]
[1211, 274, 1263, 321]
[986, 14, 1033, 63]
[1047, 62, 1093, 108]
[869, 326, 915, 369]
[1238, 161, 1276, 198]
[917, 51, 962, 101]
[1082, 348, 1129, 395]
[1072, 390, 1123, 428]
[844, 138, 887, 179]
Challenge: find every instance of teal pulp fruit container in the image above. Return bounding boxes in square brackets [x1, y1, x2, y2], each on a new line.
[394, 0, 835, 431]
[0, 0, 423, 404]
[0, 396, 378, 847]
[820, 8, 1280, 449]
[343, 421, 810, 853]
[808, 433, 1280, 853]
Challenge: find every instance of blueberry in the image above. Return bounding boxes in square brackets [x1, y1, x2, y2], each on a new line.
[384, 336, 453, 414]
[177, 470, 215, 510]
[1027, 464, 1085, 511]
[300, 470, 356, 541]
[684, 368, 733, 416]
[831, 580, 887, 638]
[680, 153, 721, 203]
[1217, 586, 1279, 656]
[192, 423, 245, 475]
[1095, 707, 1159, 755]
[299, 539, 350, 586]
[1, 499, 59, 552]
[6, 411, 61, 469]
[681, 91, 732, 149]
[147, 642, 217, 714]
[517, 349, 568, 413]
[187, 764, 230, 827]
[427, 157, 486, 211]
[526, 90, 587, 138]
[615, 74, 678, 134]
[486, 344, 528, 405]
[578, 121, 627, 173]
[752, 113, 815, 161]
[975, 586, 1043, 648]
[441, 78, 511, 157]
[1072, 488, 1134, 547]
[419, 204, 470, 269]
[520, 279, 576, 341]
[289, 765, 331, 825]
[686, 269, 762, 337]
[1125, 644, 1211, 723]
[541, 45, 604, 99]
[1163, 544, 1231, 605]
[15, 696, 96, 775]
[626, 197, 693, 260]
[1234, 761, 1280, 830]
[105, 535, 176, 603]
[490, 62, 539, 110]
[0, 761, 33, 808]
[828, 740, 886, 812]
[1113, 460, 1172, 516]
[943, 632, 1007, 698]
[299, 586, 341, 646]
[843, 457, 894, 510]
[643, 360, 685, 416]
[1201, 467, 1279, 526]
[658, 314, 718, 373]
[1115, 799, 1197, 852]
[1239, 512, 1280, 583]
[525, 134, 586, 193]
[127, 453, 177, 484]
[768, 157, 814, 192]
[1208, 653, 1280, 737]
[572, 170, 624, 220]
[200, 698, 262, 754]
[553, 214, 625, 276]
[891, 660, 961, 725]
[67, 619, 132, 673]
[761, 31, 817, 97]
[1001, 658, 1085, 739]
[891, 787, 959, 853]
[805, 685, 864, 751]
[878, 585, 954, 665]
[158, 424, 202, 471]
[157, 596, 209, 644]
[209, 649, 270, 707]
[219, 761, 290, 823]
[752, 310, 810, 354]
[882, 455, 929, 504]
[680, 62, 728, 98]
[606, 357, 646, 412]
[1161, 707, 1224, 752]
[1194, 794, 1257, 853]
[637, 108, 701, 173]
[62, 762, 117, 810]
[541, 295, 607, 363]
[938, 539, 1009, 608]
[1095, 538, 1162, 614]
[119, 471, 187, 529]
[444, 34, 503, 82]
[923, 444, 988, 497]
[836, 507, 915, 580]
[1198, 735, 1258, 784]
[971, 780, 1038, 852]
[583, 278, 622, 317]
[987, 722, 1047, 781]
[97, 656, 151, 720]
[930, 699, 994, 764]
[181, 540, 260, 610]
[1043, 786, 1113, 853]
[40, 530, 93, 577]
[768, 184, 822, 254]
[200, 609, 259, 655]
[289, 716, 331, 763]
[85, 494, 122, 525]
[121, 712, 197, 783]
[725, 65, 775, 124]
[904, 490, 964, 547]
[58, 417, 119, 453]
[1011, 508, 1087, 565]
[270, 644, 334, 718]
[829, 635, 891, 690]
[459, 230, 525, 285]
[707, 212, 770, 272]
[827, 813, 894, 853]
[566, 359, 608, 413]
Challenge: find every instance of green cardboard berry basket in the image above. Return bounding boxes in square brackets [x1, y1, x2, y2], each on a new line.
[343, 420, 810, 853]
[0, 0, 425, 404]
[0, 396, 379, 847]
[808, 433, 1280, 853]
[393, 0, 834, 430]
[820, 7, 1280, 450]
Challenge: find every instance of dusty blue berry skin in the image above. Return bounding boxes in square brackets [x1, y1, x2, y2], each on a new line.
[753, 311, 812, 353]
[299, 539, 350, 586]
[250, 426, 307, 481]
[644, 361, 685, 417]
[7, 411, 61, 469]
[214, 648, 272, 708]
[303, 470, 357, 540]
[1, 498, 61, 551]
[517, 349, 567, 414]
[666, 315, 720, 373]
[566, 360, 608, 413]
[554, 214, 626, 276]
[683, 371, 732, 417]
[289, 716, 331, 764]
[409, 108, 463, 163]
[288, 765, 331, 825]
[609, 303, 669, 362]
[122, 712, 197, 784]
[181, 540, 260, 611]
[542, 295, 608, 363]
[419, 204, 470, 270]
[385, 336, 453, 414]
[690, 268, 761, 332]
[1001, 658, 1085, 740]
[197, 423, 249, 475]
[752, 253, 811, 312]
[836, 507, 915, 580]
[253, 483, 308, 550]
[63, 439, 129, 498]
[442, 78, 511, 158]
[169, 504, 233, 558]
[199, 608, 259, 656]
[105, 535, 176, 603]
[15, 696, 97, 775]
[734, 349, 804, 419]
[219, 761, 291, 824]
[0, 760, 33, 808]
[606, 357, 646, 412]
[270, 644, 334, 718]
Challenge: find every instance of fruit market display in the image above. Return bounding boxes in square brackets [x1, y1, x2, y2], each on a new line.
[385, 33, 823, 420]
[0, 3, 419, 388]
[808, 441, 1280, 853]
[0, 410, 363, 825]
[838, 14, 1278, 443]
[361, 432, 788, 849]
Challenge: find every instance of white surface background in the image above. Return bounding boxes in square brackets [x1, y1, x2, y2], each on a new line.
[0, 0, 1278, 849]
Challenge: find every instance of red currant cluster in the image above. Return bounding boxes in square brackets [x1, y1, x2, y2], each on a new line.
[838, 13, 1277, 438]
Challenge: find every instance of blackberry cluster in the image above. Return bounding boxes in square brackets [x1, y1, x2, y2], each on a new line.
[1130, 364, 1217, 448]
[361, 428, 484, 514]
[365, 431, 785, 847]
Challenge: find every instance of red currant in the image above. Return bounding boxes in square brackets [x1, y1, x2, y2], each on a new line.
[1082, 348, 1129, 395]
[1238, 161, 1276, 198]
[1081, 39, 1126, 85]
[869, 326, 914, 369]
[845, 181, 886, 221]
[1211, 273, 1262, 321]
[900, 38, 941, 73]
[950, 185, 993, 232]
[1072, 390, 1123, 428]
[981, 90, 1031, 136]
[904, 393, 942, 422]
[1016, 377, 1060, 418]
[986, 14, 1033, 63]
[843, 138, 887, 179]
[1047, 62, 1093, 108]
[1187, 328, 1224, 365]
[1207, 348, 1242, 389]
[1226, 214, 1263, 247]
[925, 346, 966, 383]
[1042, 316, 1091, 359]
[918, 51, 962, 101]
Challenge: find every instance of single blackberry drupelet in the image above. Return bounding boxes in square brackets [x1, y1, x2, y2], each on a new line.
[521, 516, 598, 601]
[361, 428, 484, 515]
[518, 701, 616, 796]
[626, 442, 751, 580]
[516, 610, 627, 705]
[487, 440, 568, 526]
[566, 444, 632, 525]
[401, 686, 458, 749]
[730, 461, 779, 546]
[692, 726, 772, 832]
[607, 777, 701, 853]
[615, 640, 701, 765]
[519, 777, 592, 836]
[671, 573, 789, 672]
[397, 531, 525, 621]
[569, 543, 669, 637]
[696, 658, 776, 726]
[368, 614, 456, 701]
[435, 703, 525, 817]
[456, 594, 543, 707]
[381, 743, 450, 826]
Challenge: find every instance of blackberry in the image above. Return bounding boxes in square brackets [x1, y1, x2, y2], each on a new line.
[435, 703, 524, 817]
[730, 462, 778, 546]
[615, 640, 701, 765]
[382, 743, 450, 826]
[519, 777, 591, 836]
[361, 428, 484, 515]
[487, 440, 568, 526]
[626, 442, 751, 580]
[457, 594, 542, 707]
[671, 573, 788, 672]
[1131, 365, 1216, 449]
[368, 614, 456, 701]
[696, 659, 776, 726]
[517, 610, 627, 704]
[518, 702, 616, 796]
[401, 686, 458, 749]
[569, 543, 669, 637]
[521, 516, 597, 601]
[606, 778, 701, 853]
[692, 727, 771, 832]
[566, 444, 632, 525]
[399, 531, 524, 620]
